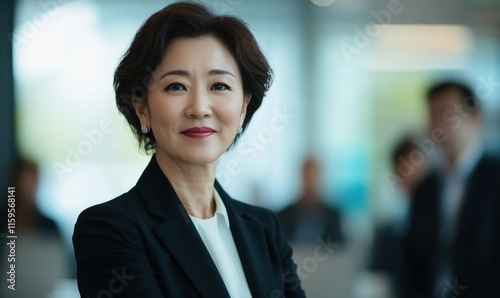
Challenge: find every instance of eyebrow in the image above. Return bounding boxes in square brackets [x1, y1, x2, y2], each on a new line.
[159, 69, 235, 80]
[208, 69, 235, 78]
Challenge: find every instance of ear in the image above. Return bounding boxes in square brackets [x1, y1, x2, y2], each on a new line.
[239, 94, 252, 126]
[132, 97, 150, 127]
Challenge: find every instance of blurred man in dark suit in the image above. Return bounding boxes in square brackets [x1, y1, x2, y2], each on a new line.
[400, 81, 500, 298]
[370, 136, 429, 296]
[277, 157, 344, 246]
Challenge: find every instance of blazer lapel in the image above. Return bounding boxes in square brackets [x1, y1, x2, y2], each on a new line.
[136, 156, 230, 298]
[215, 182, 275, 298]
[455, 156, 494, 262]
[154, 212, 231, 298]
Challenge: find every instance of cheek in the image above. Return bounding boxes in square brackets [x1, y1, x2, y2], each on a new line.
[147, 96, 178, 125]
[219, 100, 245, 123]
[430, 112, 444, 126]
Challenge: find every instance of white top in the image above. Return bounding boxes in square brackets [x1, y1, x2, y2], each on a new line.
[439, 137, 483, 238]
[189, 190, 252, 298]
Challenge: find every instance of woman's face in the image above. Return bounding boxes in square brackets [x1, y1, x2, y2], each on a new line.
[136, 36, 250, 166]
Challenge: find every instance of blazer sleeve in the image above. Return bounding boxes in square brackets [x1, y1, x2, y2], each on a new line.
[72, 203, 164, 298]
[270, 210, 306, 298]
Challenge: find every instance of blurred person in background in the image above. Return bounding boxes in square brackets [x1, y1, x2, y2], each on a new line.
[72, 2, 305, 297]
[277, 156, 344, 246]
[1, 159, 69, 297]
[370, 136, 428, 297]
[400, 81, 500, 298]
[11, 160, 60, 236]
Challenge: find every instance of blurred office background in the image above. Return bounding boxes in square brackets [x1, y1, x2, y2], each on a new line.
[1, 0, 500, 297]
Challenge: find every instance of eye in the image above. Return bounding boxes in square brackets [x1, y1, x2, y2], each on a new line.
[164, 83, 186, 92]
[211, 83, 231, 91]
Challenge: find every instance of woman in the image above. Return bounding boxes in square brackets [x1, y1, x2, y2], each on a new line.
[72, 2, 305, 297]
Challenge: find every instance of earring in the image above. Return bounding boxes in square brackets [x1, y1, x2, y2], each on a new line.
[237, 126, 243, 134]
[141, 125, 149, 134]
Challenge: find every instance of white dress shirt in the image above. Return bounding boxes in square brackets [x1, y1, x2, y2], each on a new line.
[189, 190, 252, 298]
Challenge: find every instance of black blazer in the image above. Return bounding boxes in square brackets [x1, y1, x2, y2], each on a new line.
[73, 156, 305, 298]
[401, 155, 500, 298]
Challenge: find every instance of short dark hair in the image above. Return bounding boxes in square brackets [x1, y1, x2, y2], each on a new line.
[114, 1, 273, 152]
[391, 137, 417, 168]
[10, 158, 38, 186]
[426, 81, 480, 113]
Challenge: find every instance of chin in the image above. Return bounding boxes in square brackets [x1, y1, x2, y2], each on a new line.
[180, 150, 223, 166]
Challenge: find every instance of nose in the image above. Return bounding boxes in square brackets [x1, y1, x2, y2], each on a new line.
[184, 87, 212, 119]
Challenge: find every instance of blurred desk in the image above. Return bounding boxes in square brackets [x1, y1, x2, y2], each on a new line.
[292, 242, 391, 298]
[0, 234, 69, 298]
[47, 279, 79, 298]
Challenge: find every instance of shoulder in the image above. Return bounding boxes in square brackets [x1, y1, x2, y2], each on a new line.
[73, 187, 146, 236]
[72, 187, 154, 262]
[229, 198, 277, 220]
[319, 201, 341, 215]
[476, 154, 500, 175]
[278, 202, 299, 213]
[36, 212, 62, 237]
[78, 188, 135, 215]
[225, 198, 282, 231]
[472, 155, 500, 202]
[412, 170, 439, 198]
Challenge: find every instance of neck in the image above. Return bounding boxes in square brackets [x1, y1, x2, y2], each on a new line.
[300, 192, 321, 207]
[445, 135, 475, 170]
[155, 153, 217, 219]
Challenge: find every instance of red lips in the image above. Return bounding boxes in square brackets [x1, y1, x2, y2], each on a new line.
[181, 127, 216, 138]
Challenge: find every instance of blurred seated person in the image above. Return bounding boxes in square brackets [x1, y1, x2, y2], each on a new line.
[370, 136, 428, 296]
[277, 156, 344, 246]
[400, 81, 500, 298]
[0, 159, 69, 297]
[12, 160, 60, 236]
